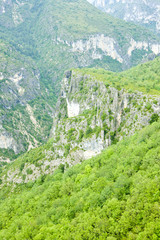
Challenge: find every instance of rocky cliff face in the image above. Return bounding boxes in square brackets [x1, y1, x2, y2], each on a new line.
[1, 0, 160, 159]
[72, 35, 160, 66]
[0, 41, 54, 159]
[53, 34, 160, 71]
[3, 69, 160, 185]
[88, 0, 160, 35]
[50, 70, 160, 161]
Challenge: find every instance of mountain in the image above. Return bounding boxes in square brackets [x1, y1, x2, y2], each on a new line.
[0, 39, 56, 161]
[30, 0, 160, 71]
[87, 0, 160, 35]
[1, 0, 160, 160]
[1, 56, 160, 184]
[0, 118, 160, 239]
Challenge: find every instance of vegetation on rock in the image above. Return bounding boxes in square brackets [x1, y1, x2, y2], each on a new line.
[1, 0, 160, 158]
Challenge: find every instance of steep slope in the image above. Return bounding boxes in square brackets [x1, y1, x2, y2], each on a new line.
[0, 40, 55, 161]
[1, 0, 160, 73]
[3, 0, 160, 75]
[1, 121, 160, 239]
[1, 57, 160, 185]
[32, 0, 160, 74]
[88, 0, 160, 35]
[1, 0, 160, 159]
[0, 0, 35, 28]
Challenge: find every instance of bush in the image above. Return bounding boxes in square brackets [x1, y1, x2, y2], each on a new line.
[20, 163, 25, 171]
[124, 107, 130, 113]
[79, 130, 84, 141]
[101, 112, 107, 122]
[26, 168, 33, 175]
[145, 102, 152, 110]
[64, 144, 71, 157]
[85, 127, 93, 138]
[149, 113, 159, 124]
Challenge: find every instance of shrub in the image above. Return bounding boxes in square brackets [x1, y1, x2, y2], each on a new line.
[149, 113, 159, 124]
[26, 168, 33, 175]
[64, 144, 71, 157]
[108, 109, 112, 115]
[124, 107, 130, 113]
[79, 130, 84, 141]
[145, 102, 152, 110]
[20, 163, 25, 171]
[85, 127, 93, 138]
[101, 112, 107, 122]
[58, 164, 65, 173]
[109, 115, 114, 122]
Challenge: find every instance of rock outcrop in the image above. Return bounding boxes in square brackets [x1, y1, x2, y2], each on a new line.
[0, 41, 52, 157]
[1, 0, 160, 159]
[2, 68, 160, 185]
[50, 70, 160, 162]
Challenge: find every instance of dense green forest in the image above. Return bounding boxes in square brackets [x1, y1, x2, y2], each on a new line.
[0, 121, 160, 239]
[76, 56, 160, 95]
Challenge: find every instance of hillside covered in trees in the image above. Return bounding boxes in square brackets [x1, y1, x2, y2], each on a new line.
[0, 120, 160, 239]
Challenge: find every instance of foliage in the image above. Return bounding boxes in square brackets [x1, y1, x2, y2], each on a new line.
[149, 113, 159, 124]
[1, 122, 160, 238]
[75, 56, 160, 95]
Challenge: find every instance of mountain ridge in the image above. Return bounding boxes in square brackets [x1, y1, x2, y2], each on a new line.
[1, 0, 160, 159]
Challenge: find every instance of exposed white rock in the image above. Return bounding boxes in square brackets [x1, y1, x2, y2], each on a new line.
[81, 136, 104, 159]
[3, 70, 160, 186]
[12, 2, 24, 26]
[2, 5, 5, 13]
[56, 37, 70, 46]
[0, 157, 11, 163]
[0, 134, 18, 153]
[83, 150, 97, 159]
[128, 39, 148, 56]
[87, 0, 95, 3]
[18, 86, 25, 95]
[72, 34, 123, 63]
[67, 99, 80, 118]
[0, 72, 4, 80]
[9, 72, 22, 84]
[92, 52, 103, 60]
[82, 136, 104, 153]
[128, 38, 160, 56]
[151, 44, 160, 55]
[7, 169, 21, 183]
[9, 72, 25, 95]
[26, 104, 40, 128]
[22, 164, 41, 183]
[50, 71, 160, 171]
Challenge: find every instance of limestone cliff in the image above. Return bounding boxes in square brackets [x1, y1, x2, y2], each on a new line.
[3, 68, 160, 185]
[1, 0, 160, 159]
[50, 70, 160, 162]
[0, 41, 53, 158]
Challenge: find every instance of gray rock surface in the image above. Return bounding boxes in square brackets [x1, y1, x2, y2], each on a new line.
[2, 69, 160, 185]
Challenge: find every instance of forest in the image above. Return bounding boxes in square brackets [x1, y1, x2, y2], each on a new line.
[0, 121, 160, 239]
